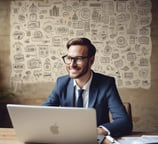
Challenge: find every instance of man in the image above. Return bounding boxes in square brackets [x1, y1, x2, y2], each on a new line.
[43, 37, 133, 137]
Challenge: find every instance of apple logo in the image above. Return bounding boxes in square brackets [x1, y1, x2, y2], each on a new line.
[50, 124, 59, 135]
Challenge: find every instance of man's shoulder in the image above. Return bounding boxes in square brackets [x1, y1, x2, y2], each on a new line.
[92, 72, 117, 88]
[57, 75, 70, 81]
[55, 75, 73, 88]
[93, 72, 115, 81]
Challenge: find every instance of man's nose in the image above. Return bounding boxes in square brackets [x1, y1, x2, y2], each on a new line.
[70, 59, 77, 66]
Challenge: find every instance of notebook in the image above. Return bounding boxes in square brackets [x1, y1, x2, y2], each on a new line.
[7, 104, 98, 144]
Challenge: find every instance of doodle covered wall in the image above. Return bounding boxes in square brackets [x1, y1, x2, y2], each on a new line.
[10, 0, 152, 89]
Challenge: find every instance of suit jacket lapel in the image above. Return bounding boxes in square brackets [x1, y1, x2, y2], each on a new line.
[88, 73, 98, 108]
[67, 79, 75, 107]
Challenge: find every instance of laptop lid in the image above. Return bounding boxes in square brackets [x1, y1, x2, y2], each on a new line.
[7, 104, 98, 144]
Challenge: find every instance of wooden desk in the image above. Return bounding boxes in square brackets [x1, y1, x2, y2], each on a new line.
[0, 128, 111, 144]
[0, 128, 157, 144]
[0, 128, 22, 144]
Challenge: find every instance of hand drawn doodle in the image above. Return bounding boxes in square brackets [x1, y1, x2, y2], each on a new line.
[124, 72, 134, 79]
[140, 17, 152, 26]
[139, 27, 150, 35]
[116, 36, 128, 48]
[43, 72, 52, 80]
[13, 63, 25, 73]
[32, 30, 43, 42]
[127, 52, 136, 62]
[23, 71, 32, 81]
[100, 57, 110, 64]
[13, 31, 25, 40]
[44, 58, 51, 71]
[91, 9, 101, 22]
[50, 5, 59, 16]
[14, 54, 24, 63]
[121, 66, 130, 71]
[18, 15, 25, 23]
[80, 8, 90, 20]
[102, 1, 114, 15]
[29, 13, 37, 21]
[138, 8, 151, 16]
[138, 36, 150, 45]
[116, 1, 127, 13]
[141, 46, 151, 56]
[133, 79, 141, 87]
[29, 3, 38, 13]
[112, 53, 120, 59]
[116, 13, 130, 24]
[52, 36, 63, 47]
[139, 68, 149, 79]
[13, 42, 23, 53]
[27, 21, 40, 29]
[114, 59, 124, 69]
[38, 45, 49, 58]
[72, 2, 80, 11]
[129, 36, 136, 44]
[33, 70, 42, 80]
[139, 57, 149, 66]
[27, 58, 41, 69]
[72, 12, 78, 21]
[102, 15, 110, 25]
[103, 43, 112, 56]
[142, 80, 150, 88]
[127, 1, 135, 12]
[10, 0, 152, 89]
[72, 21, 84, 29]
[42, 21, 54, 34]
[24, 45, 37, 58]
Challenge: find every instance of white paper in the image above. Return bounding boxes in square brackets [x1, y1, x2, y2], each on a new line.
[140, 135, 158, 143]
[118, 137, 140, 144]
[118, 135, 158, 144]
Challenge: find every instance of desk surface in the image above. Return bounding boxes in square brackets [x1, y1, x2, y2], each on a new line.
[0, 128, 22, 144]
[0, 128, 111, 144]
[0, 128, 157, 144]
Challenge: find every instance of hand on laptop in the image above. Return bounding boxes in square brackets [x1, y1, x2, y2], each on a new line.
[97, 127, 108, 136]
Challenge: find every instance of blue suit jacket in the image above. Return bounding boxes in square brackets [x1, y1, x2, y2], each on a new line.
[43, 71, 133, 137]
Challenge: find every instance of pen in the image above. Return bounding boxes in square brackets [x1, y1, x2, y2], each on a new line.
[106, 135, 120, 144]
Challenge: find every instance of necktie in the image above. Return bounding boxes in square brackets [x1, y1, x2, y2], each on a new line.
[77, 89, 84, 107]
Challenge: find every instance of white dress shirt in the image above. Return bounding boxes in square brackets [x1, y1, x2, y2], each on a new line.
[73, 72, 110, 135]
[74, 72, 93, 108]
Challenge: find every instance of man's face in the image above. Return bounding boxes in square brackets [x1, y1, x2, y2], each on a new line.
[65, 45, 94, 79]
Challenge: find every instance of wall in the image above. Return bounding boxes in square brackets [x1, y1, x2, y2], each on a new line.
[0, 0, 158, 132]
[10, 0, 152, 89]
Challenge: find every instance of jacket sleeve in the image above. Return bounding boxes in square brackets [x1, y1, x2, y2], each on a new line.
[101, 77, 133, 137]
[42, 78, 61, 106]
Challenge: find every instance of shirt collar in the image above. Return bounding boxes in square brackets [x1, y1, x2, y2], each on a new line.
[73, 71, 93, 90]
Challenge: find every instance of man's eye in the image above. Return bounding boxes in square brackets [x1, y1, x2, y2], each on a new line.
[76, 57, 82, 60]
[67, 57, 71, 60]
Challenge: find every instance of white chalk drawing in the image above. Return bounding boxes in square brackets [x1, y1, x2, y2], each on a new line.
[10, 0, 152, 89]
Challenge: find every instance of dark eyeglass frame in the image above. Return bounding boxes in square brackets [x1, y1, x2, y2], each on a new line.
[62, 55, 89, 64]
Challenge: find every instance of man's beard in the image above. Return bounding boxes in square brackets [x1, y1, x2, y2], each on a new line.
[68, 62, 89, 79]
[72, 65, 89, 79]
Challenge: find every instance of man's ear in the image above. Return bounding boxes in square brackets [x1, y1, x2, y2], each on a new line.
[90, 56, 95, 65]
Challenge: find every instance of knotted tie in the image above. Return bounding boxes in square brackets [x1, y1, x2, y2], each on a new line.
[77, 89, 84, 107]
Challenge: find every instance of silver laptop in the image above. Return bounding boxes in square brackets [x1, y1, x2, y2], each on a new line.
[7, 104, 98, 144]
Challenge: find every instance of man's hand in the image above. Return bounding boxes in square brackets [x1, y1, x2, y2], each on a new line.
[97, 127, 108, 136]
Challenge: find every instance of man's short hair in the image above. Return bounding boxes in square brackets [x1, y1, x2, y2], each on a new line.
[66, 38, 96, 57]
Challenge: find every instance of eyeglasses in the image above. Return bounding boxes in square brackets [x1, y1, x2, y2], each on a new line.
[62, 55, 89, 65]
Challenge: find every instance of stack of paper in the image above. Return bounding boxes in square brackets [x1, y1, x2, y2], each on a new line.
[118, 135, 158, 144]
